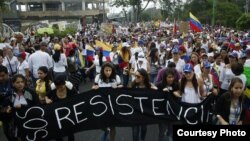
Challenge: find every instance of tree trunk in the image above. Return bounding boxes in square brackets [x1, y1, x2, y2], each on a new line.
[132, 6, 136, 23]
[0, 9, 3, 37]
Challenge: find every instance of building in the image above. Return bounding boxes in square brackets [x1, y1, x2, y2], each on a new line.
[3, 0, 109, 32]
[15, 0, 109, 20]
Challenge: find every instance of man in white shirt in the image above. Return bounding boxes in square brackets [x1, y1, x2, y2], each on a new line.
[28, 44, 53, 80]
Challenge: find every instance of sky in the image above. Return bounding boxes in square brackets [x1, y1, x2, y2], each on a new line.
[108, 0, 187, 15]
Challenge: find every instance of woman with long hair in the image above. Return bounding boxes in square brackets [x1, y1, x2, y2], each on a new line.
[157, 68, 180, 141]
[131, 68, 157, 141]
[179, 64, 205, 104]
[148, 48, 160, 83]
[189, 52, 201, 75]
[52, 44, 67, 80]
[199, 61, 218, 97]
[215, 77, 246, 125]
[92, 62, 122, 141]
[6, 74, 39, 141]
[86, 47, 106, 75]
[35, 66, 52, 104]
[118, 43, 131, 87]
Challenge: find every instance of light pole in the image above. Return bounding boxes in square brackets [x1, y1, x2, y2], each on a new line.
[103, 0, 105, 23]
[212, 0, 217, 26]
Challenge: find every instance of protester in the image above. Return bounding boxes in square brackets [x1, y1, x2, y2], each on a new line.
[0, 65, 14, 141]
[157, 68, 180, 141]
[179, 64, 205, 103]
[215, 77, 246, 125]
[35, 66, 52, 104]
[52, 44, 67, 80]
[219, 51, 238, 96]
[45, 75, 77, 141]
[6, 74, 39, 141]
[92, 62, 122, 141]
[4, 47, 18, 76]
[130, 68, 157, 141]
[28, 44, 53, 84]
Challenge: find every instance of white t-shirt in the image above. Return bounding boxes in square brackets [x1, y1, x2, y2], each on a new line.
[194, 64, 202, 75]
[53, 54, 67, 72]
[4, 56, 19, 74]
[109, 52, 119, 65]
[17, 61, 29, 76]
[220, 67, 235, 90]
[14, 94, 27, 107]
[167, 58, 185, 74]
[93, 55, 106, 74]
[28, 50, 53, 78]
[235, 74, 247, 89]
[95, 74, 121, 87]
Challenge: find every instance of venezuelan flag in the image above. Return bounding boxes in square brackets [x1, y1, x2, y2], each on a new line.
[95, 40, 112, 61]
[189, 12, 202, 32]
[86, 44, 95, 62]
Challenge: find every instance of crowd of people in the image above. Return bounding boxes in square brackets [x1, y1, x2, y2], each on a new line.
[0, 21, 250, 141]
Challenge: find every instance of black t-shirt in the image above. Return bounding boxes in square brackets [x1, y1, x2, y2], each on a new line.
[157, 83, 181, 102]
[47, 88, 77, 102]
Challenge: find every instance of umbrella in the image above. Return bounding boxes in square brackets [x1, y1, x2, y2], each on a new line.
[37, 28, 54, 34]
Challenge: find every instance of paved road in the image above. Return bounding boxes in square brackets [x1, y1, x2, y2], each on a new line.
[0, 80, 162, 141]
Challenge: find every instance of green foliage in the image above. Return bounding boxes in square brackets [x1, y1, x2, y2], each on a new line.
[0, 0, 7, 9]
[139, 8, 162, 21]
[112, 0, 152, 22]
[180, 0, 242, 27]
[236, 14, 250, 30]
[51, 27, 77, 38]
[215, 1, 242, 27]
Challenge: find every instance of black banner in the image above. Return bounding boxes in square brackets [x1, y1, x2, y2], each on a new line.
[16, 88, 215, 140]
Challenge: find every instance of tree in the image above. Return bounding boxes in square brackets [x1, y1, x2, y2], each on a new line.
[214, 1, 242, 27]
[180, 0, 242, 27]
[236, 13, 250, 30]
[112, 0, 152, 22]
[160, 0, 183, 20]
[0, 0, 7, 36]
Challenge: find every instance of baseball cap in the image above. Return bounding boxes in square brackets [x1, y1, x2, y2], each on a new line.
[203, 61, 211, 69]
[138, 40, 144, 45]
[183, 64, 193, 73]
[17, 52, 26, 60]
[179, 45, 186, 52]
[54, 44, 61, 51]
[172, 47, 179, 54]
[229, 51, 238, 58]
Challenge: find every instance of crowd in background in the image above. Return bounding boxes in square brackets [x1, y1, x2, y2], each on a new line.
[0, 21, 250, 141]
